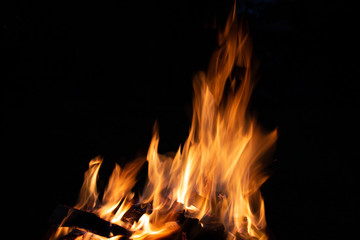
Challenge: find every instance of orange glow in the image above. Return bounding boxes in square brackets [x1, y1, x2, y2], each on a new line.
[51, 3, 276, 240]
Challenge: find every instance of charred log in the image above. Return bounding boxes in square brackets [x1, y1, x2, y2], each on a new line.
[49, 204, 131, 238]
[177, 211, 226, 240]
[50, 204, 260, 240]
[56, 229, 85, 240]
[121, 203, 150, 225]
[235, 232, 259, 240]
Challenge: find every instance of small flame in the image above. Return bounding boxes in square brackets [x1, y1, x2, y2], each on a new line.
[74, 157, 103, 211]
[51, 3, 277, 240]
[130, 214, 180, 240]
[73, 156, 145, 227]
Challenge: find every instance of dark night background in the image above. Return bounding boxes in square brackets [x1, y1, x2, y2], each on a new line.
[1, 0, 358, 239]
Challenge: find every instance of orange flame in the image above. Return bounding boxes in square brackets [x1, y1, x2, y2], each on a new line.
[51, 3, 277, 240]
[73, 156, 145, 227]
[140, 5, 277, 239]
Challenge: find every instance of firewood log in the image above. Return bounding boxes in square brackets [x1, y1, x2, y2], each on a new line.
[49, 204, 131, 238]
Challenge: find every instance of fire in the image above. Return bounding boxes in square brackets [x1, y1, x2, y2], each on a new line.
[140, 6, 277, 239]
[75, 157, 145, 225]
[50, 3, 277, 240]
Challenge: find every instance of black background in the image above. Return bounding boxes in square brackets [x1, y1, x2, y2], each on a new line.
[1, 0, 358, 239]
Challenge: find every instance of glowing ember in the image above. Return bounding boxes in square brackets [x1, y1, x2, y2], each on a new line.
[50, 3, 277, 240]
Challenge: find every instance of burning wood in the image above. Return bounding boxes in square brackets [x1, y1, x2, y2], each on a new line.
[49, 204, 131, 238]
[177, 212, 226, 240]
[50, 204, 259, 240]
[48, 2, 276, 240]
[121, 203, 149, 225]
[50, 204, 231, 240]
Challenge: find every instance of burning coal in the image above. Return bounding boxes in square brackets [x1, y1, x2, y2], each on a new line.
[49, 4, 277, 240]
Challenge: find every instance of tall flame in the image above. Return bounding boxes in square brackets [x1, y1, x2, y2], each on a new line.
[141, 5, 277, 239]
[51, 3, 277, 240]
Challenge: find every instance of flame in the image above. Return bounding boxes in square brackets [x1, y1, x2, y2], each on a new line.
[130, 214, 180, 240]
[74, 157, 103, 211]
[51, 3, 276, 240]
[140, 4, 277, 239]
[73, 156, 145, 227]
